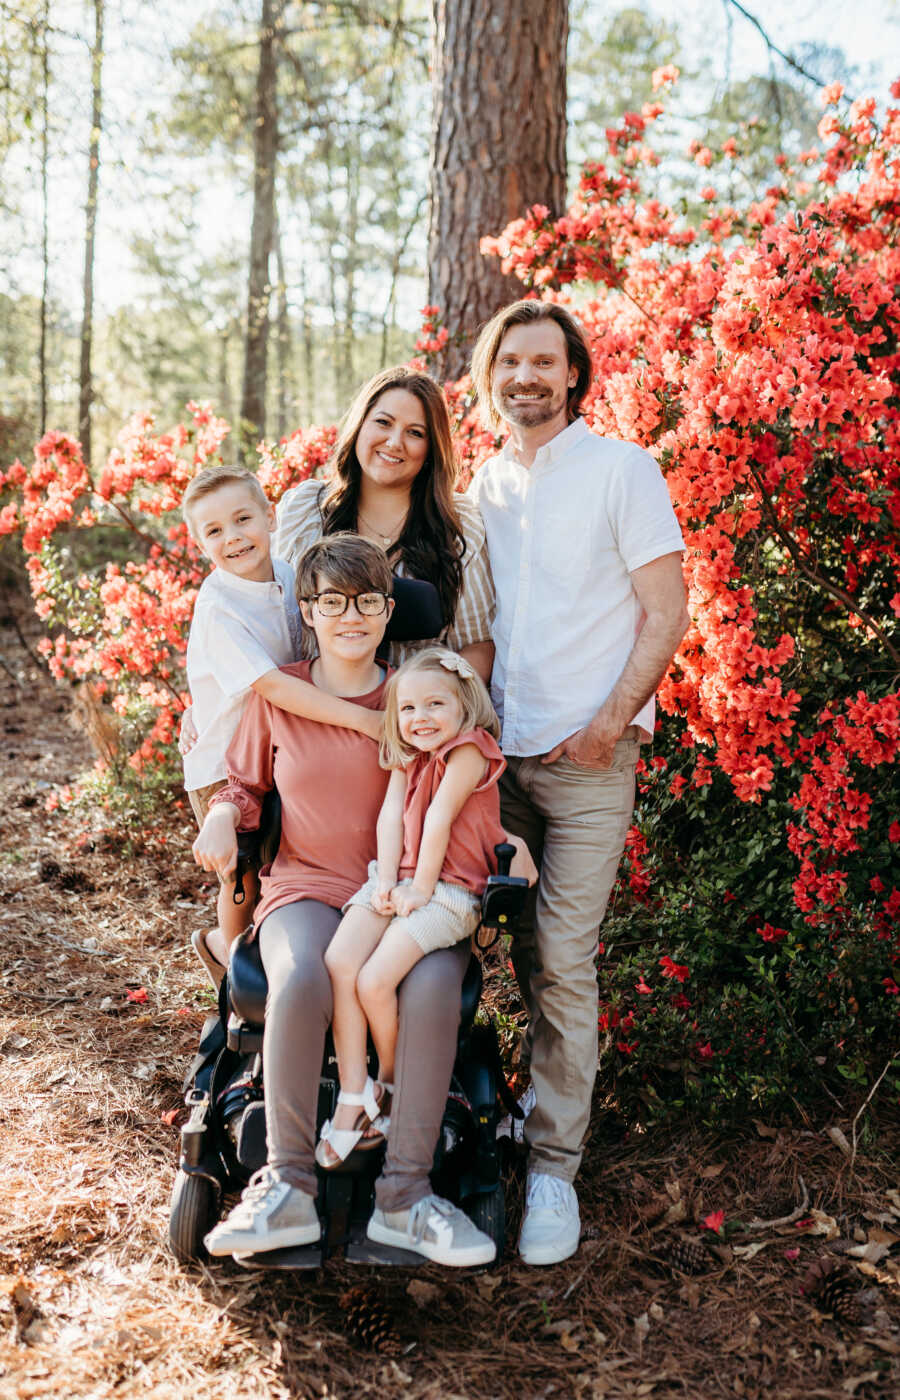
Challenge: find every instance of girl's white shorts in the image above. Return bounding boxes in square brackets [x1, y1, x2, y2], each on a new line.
[343, 860, 481, 954]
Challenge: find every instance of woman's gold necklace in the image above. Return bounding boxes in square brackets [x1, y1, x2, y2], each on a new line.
[357, 506, 408, 548]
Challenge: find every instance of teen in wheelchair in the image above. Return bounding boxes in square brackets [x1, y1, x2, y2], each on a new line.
[170, 535, 531, 1269]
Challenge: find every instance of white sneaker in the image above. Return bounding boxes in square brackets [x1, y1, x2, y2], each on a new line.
[367, 1194, 496, 1267]
[517, 1171, 580, 1265]
[204, 1166, 320, 1256]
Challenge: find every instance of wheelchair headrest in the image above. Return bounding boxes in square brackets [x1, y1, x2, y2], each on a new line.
[384, 575, 444, 643]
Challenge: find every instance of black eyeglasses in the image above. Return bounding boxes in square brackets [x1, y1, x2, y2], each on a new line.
[304, 590, 389, 617]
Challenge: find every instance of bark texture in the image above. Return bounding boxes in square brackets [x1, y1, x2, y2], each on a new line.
[240, 0, 283, 460]
[428, 0, 568, 380]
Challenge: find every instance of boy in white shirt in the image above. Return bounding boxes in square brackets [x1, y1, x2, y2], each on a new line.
[182, 466, 383, 983]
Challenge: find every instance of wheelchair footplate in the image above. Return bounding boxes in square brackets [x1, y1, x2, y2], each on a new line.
[323, 1167, 427, 1267]
[230, 1222, 425, 1270]
[344, 1216, 425, 1268]
[233, 1241, 323, 1271]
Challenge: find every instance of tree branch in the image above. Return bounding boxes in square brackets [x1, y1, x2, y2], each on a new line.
[723, 0, 829, 89]
[104, 500, 178, 559]
[850, 1054, 898, 1171]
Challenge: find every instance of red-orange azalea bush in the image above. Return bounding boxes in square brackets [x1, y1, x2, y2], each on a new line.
[2, 75, 899, 1111]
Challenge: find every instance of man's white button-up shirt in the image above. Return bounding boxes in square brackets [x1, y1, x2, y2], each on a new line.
[467, 418, 684, 756]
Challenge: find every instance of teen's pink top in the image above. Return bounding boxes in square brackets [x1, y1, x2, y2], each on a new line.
[210, 660, 389, 926]
[397, 728, 507, 897]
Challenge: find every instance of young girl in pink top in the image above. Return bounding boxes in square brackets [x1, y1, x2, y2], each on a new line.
[317, 646, 535, 1169]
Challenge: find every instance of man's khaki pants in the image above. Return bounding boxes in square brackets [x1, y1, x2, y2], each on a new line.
[500, 734, 639, 1183]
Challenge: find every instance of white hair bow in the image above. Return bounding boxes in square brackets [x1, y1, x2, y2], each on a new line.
[439, 653, 475, 680]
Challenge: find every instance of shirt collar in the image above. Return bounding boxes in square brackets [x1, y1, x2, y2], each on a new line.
[209, 560, 282, 596]
[500, 416, 589, 472]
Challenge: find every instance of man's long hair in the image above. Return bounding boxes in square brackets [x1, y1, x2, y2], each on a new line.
[470, 301, 593, 430]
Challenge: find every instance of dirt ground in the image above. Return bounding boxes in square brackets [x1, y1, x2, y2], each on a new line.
[1, 622, 899, 1400]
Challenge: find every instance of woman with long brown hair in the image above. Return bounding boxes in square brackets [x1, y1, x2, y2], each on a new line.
[275, 366, 495, 681]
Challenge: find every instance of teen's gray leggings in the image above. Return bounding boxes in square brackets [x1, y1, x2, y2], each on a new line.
[258, 897, 468, 1212]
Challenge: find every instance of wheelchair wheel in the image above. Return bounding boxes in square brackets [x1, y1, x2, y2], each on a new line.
[464, 1184, 505, 1258]
[169, 1169, 216, 1263]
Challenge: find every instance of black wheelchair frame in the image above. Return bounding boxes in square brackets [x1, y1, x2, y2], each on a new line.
[168, 842, 528, 1270]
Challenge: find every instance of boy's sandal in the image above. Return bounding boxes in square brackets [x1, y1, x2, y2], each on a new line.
[191, 928, 226, 992]
[315, 1078, 386, 1170]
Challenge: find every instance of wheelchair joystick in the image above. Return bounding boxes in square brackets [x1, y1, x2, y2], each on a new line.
[493, 841, 515, 878]
[477, 841, 529, 949]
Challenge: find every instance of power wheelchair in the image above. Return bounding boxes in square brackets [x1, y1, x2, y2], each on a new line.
[168, 575, 529, 1269]
[168, 839, 527, 1269]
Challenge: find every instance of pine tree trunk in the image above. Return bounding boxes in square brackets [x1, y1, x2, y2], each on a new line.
[38, 0, 50, 437]
[78, 0, 104, 465]
[240, 0, 283, 462]
[341, 153, 360, 398]
[324, 141, 345, 411]
[428, 0, 568, 380]
[299, 258, 314, 424]
[274, 210, 293, 439]
[218, 322, 234, 446]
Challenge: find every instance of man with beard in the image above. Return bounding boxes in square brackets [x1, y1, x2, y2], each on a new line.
[467, 301, 688, 1265]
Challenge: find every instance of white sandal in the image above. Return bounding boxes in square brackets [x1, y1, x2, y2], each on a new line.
[315, 1077, 385, 1170]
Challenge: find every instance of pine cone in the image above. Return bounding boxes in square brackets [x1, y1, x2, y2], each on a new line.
[339, 1285, 403, 1354]
[801, 1257, 863, 1325]
[666, 1237, 710, 1274]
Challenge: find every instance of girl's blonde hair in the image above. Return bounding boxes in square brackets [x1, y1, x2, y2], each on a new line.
[380, 646, 500, 769]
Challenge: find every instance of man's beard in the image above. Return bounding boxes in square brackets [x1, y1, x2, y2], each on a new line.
[494, 384, 564, 427]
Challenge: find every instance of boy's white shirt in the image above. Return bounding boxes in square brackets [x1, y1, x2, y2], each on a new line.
[183, 555, 302, 790]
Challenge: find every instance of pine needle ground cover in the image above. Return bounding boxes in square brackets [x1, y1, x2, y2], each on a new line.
[1, 625, 899, 1399]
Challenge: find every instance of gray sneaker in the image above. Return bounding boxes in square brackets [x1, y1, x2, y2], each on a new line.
[204, 1166, 320, 1256]
[367, 1193, 496, 1267]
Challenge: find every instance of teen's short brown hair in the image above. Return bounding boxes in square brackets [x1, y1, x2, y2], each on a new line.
[470, 300, 593, 430]
[182, 465, 270, 537]
[295, 532, 393, 610]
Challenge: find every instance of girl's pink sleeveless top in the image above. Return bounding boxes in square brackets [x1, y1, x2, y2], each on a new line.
[397, 727, 507, 896]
